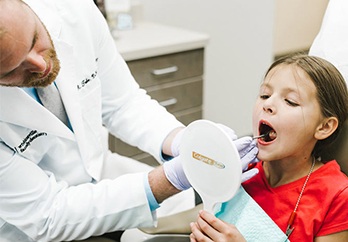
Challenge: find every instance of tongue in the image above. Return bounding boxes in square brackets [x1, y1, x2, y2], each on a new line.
[268, 130, 277, 140]
[262, 130, 277, 142]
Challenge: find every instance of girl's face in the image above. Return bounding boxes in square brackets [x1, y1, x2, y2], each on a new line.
[252, 64, 325, 162]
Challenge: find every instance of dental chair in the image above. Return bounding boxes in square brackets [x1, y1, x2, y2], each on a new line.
[120, 120, 348, 242]
[321, 119, 348, 175]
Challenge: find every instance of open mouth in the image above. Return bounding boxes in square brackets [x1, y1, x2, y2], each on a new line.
[258, 121, 277, 142]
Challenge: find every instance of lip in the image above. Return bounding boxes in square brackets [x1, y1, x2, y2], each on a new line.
[257, 119, 277, 145]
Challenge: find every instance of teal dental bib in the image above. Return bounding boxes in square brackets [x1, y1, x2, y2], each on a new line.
[215, 187, 290, 242]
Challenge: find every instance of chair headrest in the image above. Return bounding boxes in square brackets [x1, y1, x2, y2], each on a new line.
[322, 119, 348, 175]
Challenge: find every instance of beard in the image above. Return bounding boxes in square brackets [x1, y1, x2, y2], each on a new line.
[25, 15, 61, 88]
[1, 46, 61, 88]
[22, 48, 61, 87]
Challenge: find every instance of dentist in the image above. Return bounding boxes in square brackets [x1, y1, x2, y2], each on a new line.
[0, 0, 258, 241]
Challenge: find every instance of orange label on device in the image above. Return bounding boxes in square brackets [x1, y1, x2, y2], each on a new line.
[192, 151, 225, 169]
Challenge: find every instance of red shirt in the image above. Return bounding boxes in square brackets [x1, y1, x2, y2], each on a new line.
[242, 160, 348, 241]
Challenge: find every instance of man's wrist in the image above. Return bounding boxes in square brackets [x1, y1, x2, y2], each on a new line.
[148, 166, 181, 204]
[161, 127, 185, 157]
[143, 173, 160, 211]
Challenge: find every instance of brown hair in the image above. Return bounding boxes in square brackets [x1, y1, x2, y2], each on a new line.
[265, 54, 348, 158]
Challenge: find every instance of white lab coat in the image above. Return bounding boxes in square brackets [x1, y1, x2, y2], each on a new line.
[309, 0, 348, 83]
[0, 0, 192, 241]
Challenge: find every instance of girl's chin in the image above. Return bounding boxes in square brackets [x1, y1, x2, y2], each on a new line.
[256, 152, 273, 162]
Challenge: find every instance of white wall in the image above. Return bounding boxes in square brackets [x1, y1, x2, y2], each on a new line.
[139, 0, 275, 136]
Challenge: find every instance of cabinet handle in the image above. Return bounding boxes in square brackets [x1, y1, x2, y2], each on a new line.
[151, 66, 178, 76]
[159, 98, 178, 107]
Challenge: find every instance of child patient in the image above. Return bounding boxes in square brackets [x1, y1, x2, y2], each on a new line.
[190, 54, 348, 241]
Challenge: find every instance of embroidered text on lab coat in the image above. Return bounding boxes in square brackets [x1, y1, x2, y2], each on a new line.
[77, 70, 98, 90]
[16, 130, 47, 153]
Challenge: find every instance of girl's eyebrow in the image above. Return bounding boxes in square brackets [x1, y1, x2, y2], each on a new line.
[261, 81, 299, 92]
[260, 82, 272, 89]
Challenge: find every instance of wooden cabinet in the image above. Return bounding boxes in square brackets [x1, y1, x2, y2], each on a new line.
[108, 48, 204, 166]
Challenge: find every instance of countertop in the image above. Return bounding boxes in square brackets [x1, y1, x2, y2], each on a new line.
[114, 22, 209, 61]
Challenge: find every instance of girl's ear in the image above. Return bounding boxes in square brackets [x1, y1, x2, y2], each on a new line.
[315, 117, 338, 140]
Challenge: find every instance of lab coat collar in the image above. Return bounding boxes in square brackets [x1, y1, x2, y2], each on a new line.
[0, 87, 74, 141]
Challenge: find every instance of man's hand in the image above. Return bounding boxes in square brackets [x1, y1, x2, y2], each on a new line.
[233, 137, 259, 182]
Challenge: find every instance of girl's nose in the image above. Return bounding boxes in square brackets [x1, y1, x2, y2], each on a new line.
[262, 98, 275, 114]
[24, 51, 47, 74]
[263, 106, 273, 114]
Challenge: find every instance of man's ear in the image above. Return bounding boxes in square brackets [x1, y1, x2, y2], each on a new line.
[315, 117, 338, 140]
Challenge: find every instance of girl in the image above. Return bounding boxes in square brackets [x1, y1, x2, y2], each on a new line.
[190, 54, 348, 241]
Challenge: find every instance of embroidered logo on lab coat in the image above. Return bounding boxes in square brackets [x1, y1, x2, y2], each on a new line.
[77, 58, 99, 90]
[77, 70, 98, 90]
[15, 130, 47, 153]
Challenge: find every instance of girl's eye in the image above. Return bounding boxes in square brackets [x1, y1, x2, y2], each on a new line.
[260, 95, 270, 99]
[285, 99, 299, 107]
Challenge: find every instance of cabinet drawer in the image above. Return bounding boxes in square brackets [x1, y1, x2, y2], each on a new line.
[135, 154, 159, 167]
[108, 107, 202, 158]
[109, 134, 143, 157]
[127, 49, 204, 88]
[175, 106, 202, 125]
[148, 78, 202, 113]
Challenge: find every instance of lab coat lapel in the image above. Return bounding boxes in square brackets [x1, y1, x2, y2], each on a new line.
[0, 87, 74, 140]
[53, 40, 91, 164]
